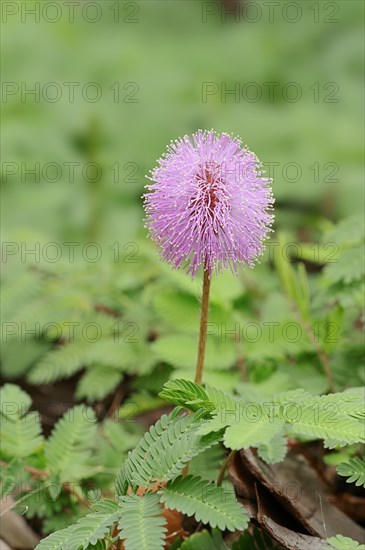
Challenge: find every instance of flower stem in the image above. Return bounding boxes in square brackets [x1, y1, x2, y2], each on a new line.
[194, 268, 211, 385]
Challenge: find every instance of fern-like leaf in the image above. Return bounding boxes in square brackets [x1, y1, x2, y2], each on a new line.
[189, 445, 226, 482]
[257, 432, 288, 464]
[28, 334, 136, 385]
[0, 383, 32, 414]
[325, 243, 365, 285]
[76, 366, 122, 402]
[205, 384, 238, 413]
[224, 417, 284, 450]
[286, 405, 364, 446]
[337, 458, 365, 488]
[0, 384, 43, 458]
[64, 511, 120, 550]
[34, 525, 75, 550]
[324, 213, 365, 247]
[305, 390, 365, 419]
[118, 493, 166, 550]
[28, 340, 91, 384]
[116, 409, 222, 491]
[160, 475, 248, 532]
[44, 405, 97, 482]
[159, 379, 213, 412]
[159, 379, 237, 420]
[92, 498, 120, 513]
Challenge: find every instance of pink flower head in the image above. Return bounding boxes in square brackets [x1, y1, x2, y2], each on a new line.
[144, 130, 274, 277]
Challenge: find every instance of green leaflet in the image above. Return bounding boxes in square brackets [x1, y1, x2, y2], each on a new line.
[326, 534, 365, 549]
[257, 432, 288, 464]
[28, 334, 136, 385]
[162, 381, 365, 450]
[0, 384, 44, 458]
[159, 379, 236, 414]
[205, 384, 238, 413]
[189, 445, 226, 482]
[224, 416, 284, 450]
[326, 243, 365, 285]
[288, 407, 364, 446]
[44, 405, 97, 482]
[179, 529, 228, 549]
[159, 379, 213, 412]
[273, 389, 365, 446]
[323, 213, 365, 247]
[118, 493, 166, 550]
[63, 512, 119, 550]
[0, 383, 32, 415]
[153, 288, 199, 333]
[337, 458, 365, 488]
[28, 339, 93, 384]
[116, 408, 222, 491]
[34, 525, 76, 550]
[160, 475, 249, 532]
[92, 499, 120, 513]
[76, 366, 122, 402]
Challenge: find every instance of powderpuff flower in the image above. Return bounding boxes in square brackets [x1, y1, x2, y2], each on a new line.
[144, 130, 274, 277]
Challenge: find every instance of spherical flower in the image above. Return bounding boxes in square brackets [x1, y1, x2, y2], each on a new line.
[144, 130, 274, 277]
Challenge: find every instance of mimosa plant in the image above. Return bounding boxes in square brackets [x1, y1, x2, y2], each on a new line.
[2, 132, 363, 550]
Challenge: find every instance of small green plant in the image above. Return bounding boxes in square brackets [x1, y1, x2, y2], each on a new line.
[0, 383, 140, 535]
[1, 135, 364, 548]
[23, 378, 363, 549]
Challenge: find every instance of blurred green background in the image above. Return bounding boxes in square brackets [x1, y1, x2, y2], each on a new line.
[2, 0, 363, 244]
[1, 0, 364, 396]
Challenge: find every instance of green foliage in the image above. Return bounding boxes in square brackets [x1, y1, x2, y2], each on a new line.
[0, 384, 43, 458]
[64, 510, 120, 550]
[257, 432, 288, 464]
[323, 214, 365, 285]
[224, 417, 284, 451]
[159, 379, 215, 412]
[35, 503, 119, 550]
[2, 216, 364, 406]
[232, 527, 283, 549]
[161, 380, 365, 452]
[324, 214, 365, 247]
[189, 445, 226, 482]
[32, 395, 249, 548]
[179, 529, 228, 549]
[160, 475, 249, 532]
[336, 457, 365, 488]
[118, 494, 167, 550]
[326, 535, 365, 550]
[7, 375, 365, 548]
[28, 325, 138, 386]
[284, 403, 364, 447]
[1, 385, 137, 537]
[274, 234, 310, 320]
[321, 214, 365, 309]
[116, 408, 221, 492]
[152, 334, 236, 372]
[1, 257, 151, 401]
[34, 525, 76, 550]
[44, 405, 97, 482]
[75, 366, 122, 402]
